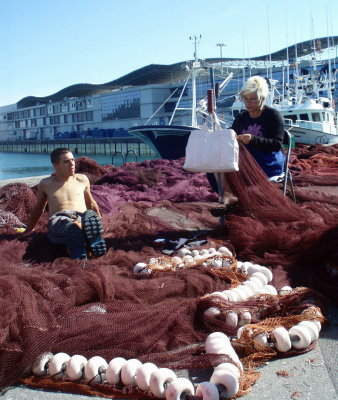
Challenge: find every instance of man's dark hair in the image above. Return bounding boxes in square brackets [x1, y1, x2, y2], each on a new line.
[50, 148, 71, 164]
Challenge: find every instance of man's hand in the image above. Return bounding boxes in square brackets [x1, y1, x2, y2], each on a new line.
[237, 134, 252, 144]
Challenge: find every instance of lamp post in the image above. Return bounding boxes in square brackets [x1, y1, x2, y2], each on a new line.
[216, 43, 226, 74]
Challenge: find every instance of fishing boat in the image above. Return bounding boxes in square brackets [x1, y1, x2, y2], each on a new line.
[275, 69, 338, 145]
[231, 43, 338, 145]
[128, 37, 233, 160]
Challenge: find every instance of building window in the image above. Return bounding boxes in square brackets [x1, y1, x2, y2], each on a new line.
[53, 104, 61, 114]
[77, 113, 85, 122]
[101, 90, 140, 120]
[86, 111, 93, 121]
[50, 116, 60, 125]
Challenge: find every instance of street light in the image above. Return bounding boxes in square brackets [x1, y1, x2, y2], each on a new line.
[216, 43, 226, 74]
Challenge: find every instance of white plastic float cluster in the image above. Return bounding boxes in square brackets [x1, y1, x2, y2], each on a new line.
[133, 248, 323, 352]
[133, 246, 234, 274]
[32, 331, 243, 399]
[237, 318, 321, 352]
[202, 260, 322, 352]
[204, 260, 277, 328]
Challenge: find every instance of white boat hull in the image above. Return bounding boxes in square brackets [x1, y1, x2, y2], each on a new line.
[290, 126, 338, 145]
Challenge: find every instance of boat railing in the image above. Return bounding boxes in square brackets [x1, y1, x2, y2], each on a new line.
[295, 120, 324, 131]
[284, 118, 294, 127]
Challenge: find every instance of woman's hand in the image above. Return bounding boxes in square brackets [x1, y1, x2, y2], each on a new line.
[237, 134, 252, 144]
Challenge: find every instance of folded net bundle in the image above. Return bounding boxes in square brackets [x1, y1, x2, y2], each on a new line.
[0, 144, 337, 398]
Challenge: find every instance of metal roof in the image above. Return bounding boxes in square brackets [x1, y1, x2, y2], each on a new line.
[17, 36, 338, 109]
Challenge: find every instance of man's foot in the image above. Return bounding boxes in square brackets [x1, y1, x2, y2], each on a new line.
[82, 210, 106, 257]
[64, 222, 87, 259]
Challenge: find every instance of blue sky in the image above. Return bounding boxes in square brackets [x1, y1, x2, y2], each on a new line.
[1, 0, 337, 106]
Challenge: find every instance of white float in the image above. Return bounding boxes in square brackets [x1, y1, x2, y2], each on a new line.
[149, 368, 177, 398]
[48, 352, 70, 379]
[66, 355, 87, 381]
[165, 377, 195, 400]
[210, 369, 239, 399]
[195, 381, 220, 400]
[120, 358, 142, 386]
[84, 356, 108, 384]
[135, 362, 158, 391]
[32, 352, 54, 377]
[106, 357, 126, 384]
[271, 327, 291, 352]
[289, 325, 312, 349]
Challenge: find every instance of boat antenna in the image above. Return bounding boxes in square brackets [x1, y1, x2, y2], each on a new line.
[189, 34, 202, 62]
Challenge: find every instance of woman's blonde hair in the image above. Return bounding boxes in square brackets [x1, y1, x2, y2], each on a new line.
[240, 76, 269, 104]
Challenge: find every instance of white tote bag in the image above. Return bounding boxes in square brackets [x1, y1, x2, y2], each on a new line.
[183, 117, 239, 173]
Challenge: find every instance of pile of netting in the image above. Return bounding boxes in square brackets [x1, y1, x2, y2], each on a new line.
[0, 142, 337, 398]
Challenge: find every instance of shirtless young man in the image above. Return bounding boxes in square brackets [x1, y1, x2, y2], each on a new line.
[24, 148, 106, 259]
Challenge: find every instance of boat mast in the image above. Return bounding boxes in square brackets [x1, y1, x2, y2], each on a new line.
[189, 35, 201, 128]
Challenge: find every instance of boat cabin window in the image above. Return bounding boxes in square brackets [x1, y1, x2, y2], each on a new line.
[300, 114, 309, 121]
[312, 112, 321, 122]
[170, 87, 188, 97]
[284, 114, 296, 123]
[164, 102, 177, 113]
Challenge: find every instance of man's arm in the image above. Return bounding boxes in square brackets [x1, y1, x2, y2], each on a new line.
[24, 183, 48, 233]
[83, 176, 102, 218]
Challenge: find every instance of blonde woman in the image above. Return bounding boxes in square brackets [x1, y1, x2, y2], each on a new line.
[209, 76, 285, 215]
[234, 75, 285, 176]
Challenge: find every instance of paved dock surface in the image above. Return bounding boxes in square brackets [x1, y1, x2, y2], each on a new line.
[0, 175, 49, 188]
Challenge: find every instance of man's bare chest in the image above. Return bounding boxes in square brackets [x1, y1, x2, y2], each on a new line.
[46, 181, 85, 202]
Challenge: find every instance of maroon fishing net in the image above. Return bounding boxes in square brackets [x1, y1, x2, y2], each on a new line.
[0, 143, 337, 398]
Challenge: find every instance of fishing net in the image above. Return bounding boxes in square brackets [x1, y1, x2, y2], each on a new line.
[0, 143, 337, 398]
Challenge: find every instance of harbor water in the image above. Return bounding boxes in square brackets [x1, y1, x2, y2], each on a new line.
[0, 151, 157, 181]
